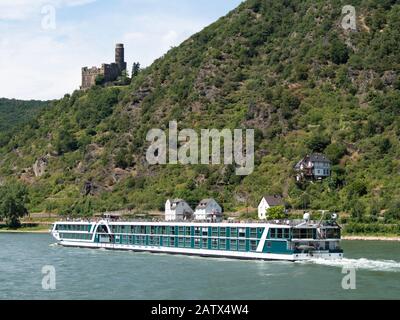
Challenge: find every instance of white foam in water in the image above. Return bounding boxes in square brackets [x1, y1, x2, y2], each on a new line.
[299, 258, 400, 272]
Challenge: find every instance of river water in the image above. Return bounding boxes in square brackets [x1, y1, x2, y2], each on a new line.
[0, 233, 399, 300]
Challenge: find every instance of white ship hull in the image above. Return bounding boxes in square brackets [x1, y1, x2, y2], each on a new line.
[56, 239, 343, 261]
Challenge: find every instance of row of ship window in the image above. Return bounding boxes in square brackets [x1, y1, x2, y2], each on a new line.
[106, 226, 291, 239]
[108, 226, 257, 237]
[114, 235, 265, 252]
[108, 227, 292, 239]
[56, 225, 92, 232]
[60, 233, 92, 240]
[60, 233, 279, 252]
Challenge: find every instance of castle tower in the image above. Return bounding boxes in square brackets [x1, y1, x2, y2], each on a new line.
[115, 43, 127, 72]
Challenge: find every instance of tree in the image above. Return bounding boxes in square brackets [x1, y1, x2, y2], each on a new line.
[131, 62, 141, 78]
[330, 38, 350, 64]
[384, 201, 400, 223]
[55, 129, 78, 155]
[0, 182, 29, 228]
[266, 205, 286, 220]
[95, 74, 105, 86]
[324, 143, 347, 165]
[115, 148, 132, 169]
[350, 200, 366, 222]
[117, 70, 130, 85]
[306, 134, 331, 153]
[347, 179, 368, 199]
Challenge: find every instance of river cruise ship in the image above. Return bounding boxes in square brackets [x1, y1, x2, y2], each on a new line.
[51, 217, 343, 261]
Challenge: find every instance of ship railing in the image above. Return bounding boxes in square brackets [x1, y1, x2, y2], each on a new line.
[55, 218, 340, 226]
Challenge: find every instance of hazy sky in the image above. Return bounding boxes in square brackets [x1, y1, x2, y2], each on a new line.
[0, 0, 243, 100]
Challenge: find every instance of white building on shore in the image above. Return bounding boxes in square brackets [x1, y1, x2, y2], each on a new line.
[194, 199, 223, 222]
[258, 195, 284, 220]
[165, 199, 194, 221]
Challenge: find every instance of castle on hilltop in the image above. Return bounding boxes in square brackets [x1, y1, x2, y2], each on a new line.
[81, 44, 127, 89]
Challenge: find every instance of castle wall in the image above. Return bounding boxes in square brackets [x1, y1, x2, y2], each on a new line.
[81, 66, 103, 89]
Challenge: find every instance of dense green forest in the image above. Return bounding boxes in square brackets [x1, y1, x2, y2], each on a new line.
[0, 98, 48, 131]
[0, 0, 399, 234]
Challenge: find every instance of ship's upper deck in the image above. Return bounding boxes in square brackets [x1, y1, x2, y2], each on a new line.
[53, 218, 340, 229]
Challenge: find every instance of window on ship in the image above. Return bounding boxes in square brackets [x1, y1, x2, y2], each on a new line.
[219, 239, 226, 250]
[231, 228, 238, 237]
[211, 239, 218, 249]
[194, 238, 201, 248]
[250, 240, 259, 251]
[324, 228, 341, 239]
[284, 229, 290, 239]
[292, 228, 315, 239]
[220, 228, 226, 237]
[230, 239, 238, 251]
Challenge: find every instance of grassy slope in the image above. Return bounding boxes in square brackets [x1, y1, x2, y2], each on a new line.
[0, 0, 399, 233]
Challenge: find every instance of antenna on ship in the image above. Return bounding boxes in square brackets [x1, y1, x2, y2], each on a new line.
[317, 210, 329, 226]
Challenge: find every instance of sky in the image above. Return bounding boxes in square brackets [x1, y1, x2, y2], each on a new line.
[0, 0, 243, 100]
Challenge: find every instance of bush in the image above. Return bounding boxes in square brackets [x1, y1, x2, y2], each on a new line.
[0, 181, 29, 228]
[384, 201, 400, 223]
[330, 38, 350, 64]
[55, 129, 78, 155]
[324, 143, 346, 165]
[306, 134, 331, 153]
[95, 75, 105, 86]
[267, 206, 286, 220]
[349, 200, 366, 222]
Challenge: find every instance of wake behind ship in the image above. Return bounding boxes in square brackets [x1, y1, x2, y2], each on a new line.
[51, 215, 343, 261]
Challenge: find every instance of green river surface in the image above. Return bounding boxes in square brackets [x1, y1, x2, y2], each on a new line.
[0, 233, 399, 299]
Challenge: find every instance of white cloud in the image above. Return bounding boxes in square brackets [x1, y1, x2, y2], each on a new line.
[162, 30, 178, 44]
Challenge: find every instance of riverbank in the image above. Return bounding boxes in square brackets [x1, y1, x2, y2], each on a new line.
[342, 235, 400, 241]
[0, 229, 49, 234]
[0, 224, 50, 234]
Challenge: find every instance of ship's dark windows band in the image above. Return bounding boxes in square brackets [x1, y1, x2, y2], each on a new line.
[270, 228, 290, 239]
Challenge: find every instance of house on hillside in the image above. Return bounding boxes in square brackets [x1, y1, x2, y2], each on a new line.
[165, 199, 194, 221]
[294, 153, 331, 182]
[258, 195, 285, 220]
[194, 199, 223, 222]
